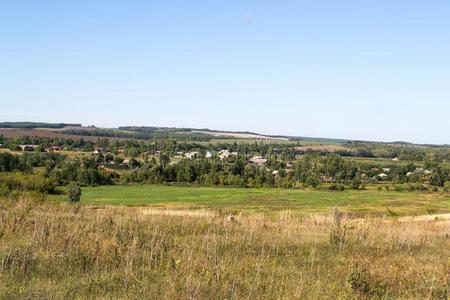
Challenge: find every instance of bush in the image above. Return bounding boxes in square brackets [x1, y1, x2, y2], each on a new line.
[423, 206, 437, 215]
[305, 175, 320, 188]
[395, 185, 404, 192]
[385, 208, 399, 217]
[329, 183, 345, 191]
[444, 181, 450, 192]
[351, 179, 363, 190]
[67, 183, 81, 203]
[329, 227, 346, 247]
[347, 267, 387, 297]
[0, 173, 56, 195]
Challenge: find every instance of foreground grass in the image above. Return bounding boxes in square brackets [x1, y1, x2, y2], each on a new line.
[52, 185, 450, 216]
[0, 198, 449, 299]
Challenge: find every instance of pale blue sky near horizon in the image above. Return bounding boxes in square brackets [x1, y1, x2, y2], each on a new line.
[1, 1, 450, 144]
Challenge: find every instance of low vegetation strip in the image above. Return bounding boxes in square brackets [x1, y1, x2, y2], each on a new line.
[51, 185, 450, 216]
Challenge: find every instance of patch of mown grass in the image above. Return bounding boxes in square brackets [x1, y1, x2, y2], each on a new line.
[50, 185, 450, 216]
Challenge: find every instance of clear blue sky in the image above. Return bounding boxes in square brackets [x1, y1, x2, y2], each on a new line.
[1, 1, 450, 144]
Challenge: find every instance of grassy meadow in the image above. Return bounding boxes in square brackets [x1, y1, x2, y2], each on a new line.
[0, 198, 448, 299]
[5, 181, 450, 298]
[51, 185, 450, 216]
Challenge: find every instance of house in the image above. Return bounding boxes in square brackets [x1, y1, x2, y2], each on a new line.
[19, 144, 38, 151]
[185, 151, 199, 159]
[392, 157, 399, 161]
[383, 168, 391, 173]
[272, 170, 279, 176]
[250, 156, 267, 165]
[219, 150, 231, 160]
[378, 173, 388, 179]
[406, 172, 413, 177]
[44, 146, 63, 152]
[320, 175, 333, 182]
[205, 151, 212, 159]
[424, 170, 433, 175]
[218, 150, 238, 160]
[93, 147, 104, 154]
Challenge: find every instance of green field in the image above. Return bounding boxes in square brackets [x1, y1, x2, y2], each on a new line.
[53, 185, 450, 216]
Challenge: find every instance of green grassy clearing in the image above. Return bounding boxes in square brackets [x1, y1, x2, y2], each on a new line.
[51, 185, 450, 216]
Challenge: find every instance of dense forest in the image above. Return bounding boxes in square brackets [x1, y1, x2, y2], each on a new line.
[0, 122, 81, 129]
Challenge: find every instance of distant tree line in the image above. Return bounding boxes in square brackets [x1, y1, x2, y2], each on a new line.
[62, 128, 219, 141]
[0, 122, 81, 129]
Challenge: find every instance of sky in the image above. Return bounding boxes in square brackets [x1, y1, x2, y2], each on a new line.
[1, 1, 450, 144]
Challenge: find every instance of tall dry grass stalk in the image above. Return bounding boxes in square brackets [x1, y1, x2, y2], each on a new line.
[0, 197, 449, 299]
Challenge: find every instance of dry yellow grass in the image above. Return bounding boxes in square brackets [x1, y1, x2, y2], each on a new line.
[0, 198, 449, 299]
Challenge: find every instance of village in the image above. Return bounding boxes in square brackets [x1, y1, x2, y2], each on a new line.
[3, 138, 442, 190]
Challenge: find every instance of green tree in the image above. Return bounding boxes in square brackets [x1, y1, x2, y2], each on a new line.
[67, 182, 81, 203]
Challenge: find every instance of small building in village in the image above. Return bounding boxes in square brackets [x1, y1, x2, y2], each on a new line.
[185, 151, 199, 159]
[250, 156, 267, 165]
[44, 146, 63, 152]
[93, 147, 104, 154]
[19, 144, 38, 151]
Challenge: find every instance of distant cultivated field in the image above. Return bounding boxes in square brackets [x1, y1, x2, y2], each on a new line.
[191, 130, 289, 140]
[205, 138, 296, 145]
[0, 128, 114, 141]
[52, 185, 450, 216]
[293, 145, 351, 152]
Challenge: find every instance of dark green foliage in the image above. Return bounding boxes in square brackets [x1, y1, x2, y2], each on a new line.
[0, 152, 20, 172]
[0, 173, 56, 195]
[67, 182, 81, 203]
[329, 183, 345, 191]
[0, 122, 81, 129]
